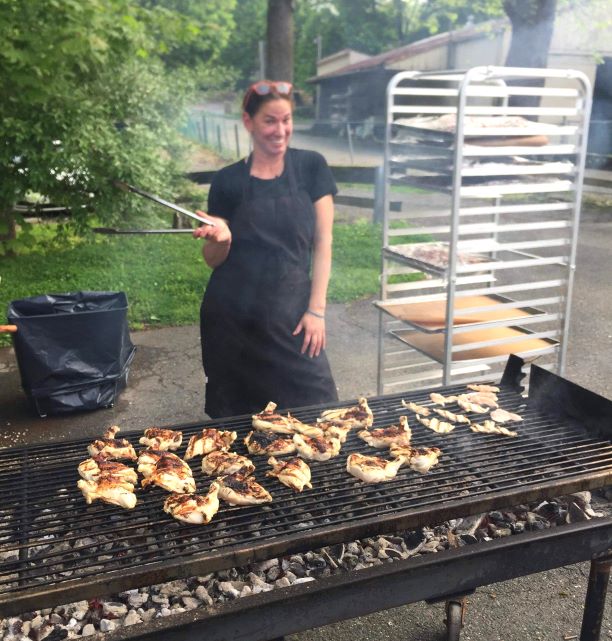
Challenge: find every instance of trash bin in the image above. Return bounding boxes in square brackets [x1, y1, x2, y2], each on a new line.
[6, 291, 136, 417]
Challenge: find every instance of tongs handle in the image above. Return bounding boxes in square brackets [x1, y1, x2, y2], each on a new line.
[0, 325, 17, 333]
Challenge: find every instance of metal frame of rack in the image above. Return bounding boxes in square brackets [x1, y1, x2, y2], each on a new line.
[376, 66, 593, 394]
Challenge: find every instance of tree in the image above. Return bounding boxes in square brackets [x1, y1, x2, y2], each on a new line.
[266, 0, 295, 81]
[0, 0, 233, 254]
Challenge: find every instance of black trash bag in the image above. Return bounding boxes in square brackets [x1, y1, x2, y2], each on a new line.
[7, 291, 136, 417]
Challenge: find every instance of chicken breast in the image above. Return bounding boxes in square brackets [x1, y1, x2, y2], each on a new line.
[102, 425, 121, 439]
[434, 408, 470, 424]
[346, 453, 405, 483]
[267, 456, 312, 492]
[389, 444, 442, 474]
[184, 428, 237, 460]
[288, 417, 325, 438]
[163, 483, 220, 525]
[461, 392, 498, 408]
[429, 392, 457, 406]
[244, 430, 296, 456]
[467, 384, 500, 393]
[77, 477, 137, 509]
[78, 455, 138, 484]
[139, 427, 183, 451]
[87, 438, 137, 461]
[317, 421, 353, 444]
[319, 396, 374, 429]
[292, 433, 342, 461]
[137, 448, 166, 478]
[401, 400, 431, 416]
[357, 416, 412, 448]
[251, 402, 295, 434]
[416, 414, 455, 434]
[457, 397, 489, 414]
[217, 472, 273, 505]
[141, 454, 196, 493]
[201, 451, 255, 476]
[469, 421, 518, 437]
[490, 408, 523, 423]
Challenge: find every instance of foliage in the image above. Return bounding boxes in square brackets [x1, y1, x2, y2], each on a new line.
[0, 0, 233, 254]
[0, 220, 383, 346]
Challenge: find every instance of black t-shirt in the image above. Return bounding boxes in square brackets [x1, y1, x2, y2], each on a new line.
[207, 148, 337, 220]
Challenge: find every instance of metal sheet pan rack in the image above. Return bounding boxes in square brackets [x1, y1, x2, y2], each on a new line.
[376, 66, 592, 394]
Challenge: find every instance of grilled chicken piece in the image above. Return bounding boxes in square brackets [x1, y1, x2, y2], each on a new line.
[87, 438, 137, 461]
[244, 430, 296, 456]
[319, 397, 374, 429]
[346, 453, 404, 483]
[457, 396, 489, 414]
[416, 414, 455, 434]
[163, 483, 220, 525]
[401, 400, 431, 416]
[461, 392, 498, 408]
[292, 433, 342, 461]
[141, 453, 196, 493]
[77, 477, 137, 509]
[467, 384, 500, 393]
[217, 472, 272, 505]
[78, 455, 138, 484]
[201, 451, 255, 476]
[288, 417, 324, 438]
[317, 420, 353, 443]
[139, 427, 183, 451]
[389, 444, 442, 474]
[252, 402, 295, 434]
[490, 408, 523, 423]
[184, 428, 237, 460]
[267, 456, 312, 492]
[358, 416, 412, 448]
[103, 425, 121, 439]
[469, 420, 518, 437]
[137, 448, 166, 478]
[429, 392, 457, 406]
[434, 408, 470, 424]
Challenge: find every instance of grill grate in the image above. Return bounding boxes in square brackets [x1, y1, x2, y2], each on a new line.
[1, 378, 611, 616]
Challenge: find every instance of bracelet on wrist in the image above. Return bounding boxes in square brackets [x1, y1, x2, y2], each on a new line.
[306, 309, 325, 320]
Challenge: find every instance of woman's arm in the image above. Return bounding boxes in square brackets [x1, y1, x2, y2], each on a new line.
[192, 214, 232, 268]
[292, 193, 334, 357]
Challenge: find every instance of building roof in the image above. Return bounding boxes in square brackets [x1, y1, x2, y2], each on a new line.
[308, 19, 507, 83]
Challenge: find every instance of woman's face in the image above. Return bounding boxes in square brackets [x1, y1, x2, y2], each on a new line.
[243, 97, 293, 159]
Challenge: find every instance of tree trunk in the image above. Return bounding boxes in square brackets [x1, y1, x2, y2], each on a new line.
[266, 0, 294, 82]
[0, 209, 18, 257]
[503, 0, 557, 108]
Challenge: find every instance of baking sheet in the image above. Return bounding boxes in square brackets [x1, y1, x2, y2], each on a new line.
[384, 242, 492, 275]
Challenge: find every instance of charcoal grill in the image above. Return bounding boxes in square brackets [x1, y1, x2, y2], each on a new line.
[1, 357, 610, 640]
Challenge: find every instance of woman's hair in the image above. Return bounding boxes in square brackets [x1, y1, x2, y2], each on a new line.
[242, 80, 294, 117]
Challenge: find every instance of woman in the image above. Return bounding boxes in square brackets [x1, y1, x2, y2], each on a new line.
[193, 80, 338, 418]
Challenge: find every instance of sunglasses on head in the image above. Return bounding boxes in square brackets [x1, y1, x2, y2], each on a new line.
[243, 80, 293, 110]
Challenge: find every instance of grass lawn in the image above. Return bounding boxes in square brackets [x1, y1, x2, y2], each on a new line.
[0, 220, 385, 346]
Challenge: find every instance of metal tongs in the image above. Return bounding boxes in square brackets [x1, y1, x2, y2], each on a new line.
[114, 181, 215, 227]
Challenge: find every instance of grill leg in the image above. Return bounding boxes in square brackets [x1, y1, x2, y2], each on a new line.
[580, 556, 611, 641]
[445, 597, 468, 641]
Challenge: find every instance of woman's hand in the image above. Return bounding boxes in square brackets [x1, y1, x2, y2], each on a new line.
[192, 211, 232, 244]
[293, 311, 326, 358]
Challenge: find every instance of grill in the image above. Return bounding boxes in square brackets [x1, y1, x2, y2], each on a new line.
[1, 358, 611, 632]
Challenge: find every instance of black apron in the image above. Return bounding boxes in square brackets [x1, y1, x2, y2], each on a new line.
[200, 151, 338, 418]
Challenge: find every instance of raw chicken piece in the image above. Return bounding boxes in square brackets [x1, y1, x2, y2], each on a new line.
[469, 421, 518, 437]
[267, 456, 312, 492]
[490, 408, 523, 423]
[244, 430, 296, 456]
[434, 408, 470, 424]
[346, 453, 405, 483]
[139, 427, 183, 451]
[141, 453, 196, 493]
[416, 414, 455, 434]
[467, 384, 500, 393]
[319, 397, 374, 429]
[461, 392, 498, 408]
[163, 483, 220, 525]
[292, 433, 342, 461]
[77, 477, 137, 509]
[201, 451, 255, 476]
[457, 396, 489, 414]
[357, 416, 412, 448]
[389, 444, 442, 474]
[78, 455, 138, 484]
[87, 438, 137, 461]
[401, 400, 430, 416]
[184, 428, 237, 460]
[429, 392, 457, 406]
[217, 472, 273, 505]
